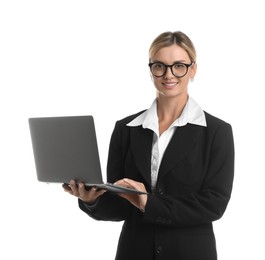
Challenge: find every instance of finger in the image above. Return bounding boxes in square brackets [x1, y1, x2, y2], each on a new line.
[69, 180, 80, 197]
[78, 183, 87, 198]
[79, 184, 106, 202]
[95, 190, 105, 197]
[123, 179, 147, 196]
[117, 193, 131, 201]
[62, 183, 70, 191]
[114, 179, 127, 186]
[62, 183, 73, 194]
[91, 187, 107, 197]
[115, 179, 134, 189]
[123, 178, 141, 190]
[78, 183, 95, 199]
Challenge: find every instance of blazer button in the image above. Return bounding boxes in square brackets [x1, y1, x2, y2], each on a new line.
[161, 218, 167, 224]
[167, 220, 172, 225]
[158, 188, 164, 195]
[156, 217, 162, 223]
[156, 246, 163, 254]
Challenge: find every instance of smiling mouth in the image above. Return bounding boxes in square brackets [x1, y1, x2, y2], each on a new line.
[162, 82, 178, 88]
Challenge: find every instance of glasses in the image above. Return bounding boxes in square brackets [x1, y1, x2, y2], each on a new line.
[148, 62, 194, 78]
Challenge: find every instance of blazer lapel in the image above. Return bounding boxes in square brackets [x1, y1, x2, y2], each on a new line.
[158, 124, 203, 178]
[130, 126, 153, 186]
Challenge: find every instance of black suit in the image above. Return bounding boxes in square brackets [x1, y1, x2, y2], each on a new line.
[79, 111, 235, 260]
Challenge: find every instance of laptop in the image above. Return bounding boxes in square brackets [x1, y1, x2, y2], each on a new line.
[28, 115, 146, 194]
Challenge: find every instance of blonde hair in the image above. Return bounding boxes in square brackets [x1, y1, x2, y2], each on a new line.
[149, 31, 196, 63]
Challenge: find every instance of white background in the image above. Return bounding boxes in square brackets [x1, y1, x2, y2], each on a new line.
[1, 0, 264, 259]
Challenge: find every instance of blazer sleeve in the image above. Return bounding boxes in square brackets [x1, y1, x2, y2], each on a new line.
[142, 122, 235, 227]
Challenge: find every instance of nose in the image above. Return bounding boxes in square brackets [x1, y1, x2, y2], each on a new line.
[163, 66, 174, 79]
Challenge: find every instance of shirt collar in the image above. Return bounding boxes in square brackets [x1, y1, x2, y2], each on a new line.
[127, 96, 207, 133]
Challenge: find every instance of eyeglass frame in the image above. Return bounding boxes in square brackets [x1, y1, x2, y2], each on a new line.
[148, 61, 195, 78]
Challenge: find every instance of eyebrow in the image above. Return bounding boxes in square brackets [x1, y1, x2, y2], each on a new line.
[151, 59, 190, 64]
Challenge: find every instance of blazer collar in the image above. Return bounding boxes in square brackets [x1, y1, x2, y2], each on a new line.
[130, 126, 153, 188]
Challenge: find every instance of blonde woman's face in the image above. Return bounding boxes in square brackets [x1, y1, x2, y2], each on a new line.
[150, 45, 196, 98]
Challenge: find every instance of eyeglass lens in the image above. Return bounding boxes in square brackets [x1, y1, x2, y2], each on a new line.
[150, 63, 189, 78]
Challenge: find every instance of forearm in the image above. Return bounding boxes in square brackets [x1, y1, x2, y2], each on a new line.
[78, 192, 133, 222]
[141, 189, 231, 228]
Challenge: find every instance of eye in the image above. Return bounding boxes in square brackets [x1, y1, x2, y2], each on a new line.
[152, 63, 164, 70]
[173, 63, 185, 69]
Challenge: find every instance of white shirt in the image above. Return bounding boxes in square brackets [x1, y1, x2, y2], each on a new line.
[127, 96, 207, 190]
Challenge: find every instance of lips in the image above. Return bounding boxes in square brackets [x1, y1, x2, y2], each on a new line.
[162, 82, 178, 88]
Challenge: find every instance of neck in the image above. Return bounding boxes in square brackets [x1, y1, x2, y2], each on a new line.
[157, 94, 188, 122]
[156, 94, 188, 136]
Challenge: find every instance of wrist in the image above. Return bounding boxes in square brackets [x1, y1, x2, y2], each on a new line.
[139, 194, 148, 212]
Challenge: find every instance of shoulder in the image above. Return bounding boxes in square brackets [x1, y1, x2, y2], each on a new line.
[203, 111, 234, 143]
[116, 110, 147, 126]
[109, 110, 147, 139]
[204, 111, 231, 128]
[109, 110, 148, 145]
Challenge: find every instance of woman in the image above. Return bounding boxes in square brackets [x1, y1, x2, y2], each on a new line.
[63, 31, 235, 260]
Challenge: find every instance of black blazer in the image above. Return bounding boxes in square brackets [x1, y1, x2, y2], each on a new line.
[79, 111, 235, 260]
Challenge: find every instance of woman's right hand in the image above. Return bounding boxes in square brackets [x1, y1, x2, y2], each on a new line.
[62, 179, 106, 204]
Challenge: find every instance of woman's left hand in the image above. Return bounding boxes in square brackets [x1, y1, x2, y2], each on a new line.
[114, 178, 148, 212]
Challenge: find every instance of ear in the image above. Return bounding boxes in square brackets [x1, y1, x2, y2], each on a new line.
[150, 71, 154, 82]
[190, 62, 197, 80]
